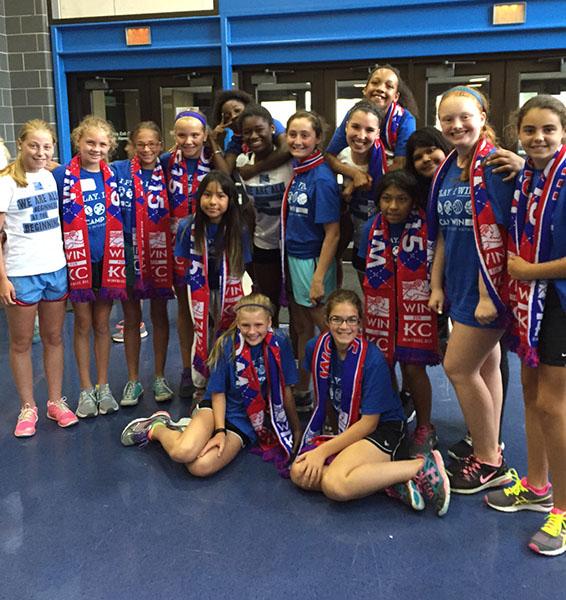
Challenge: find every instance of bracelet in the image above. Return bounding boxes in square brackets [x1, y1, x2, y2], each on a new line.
[213, 149, 223, 155]
[213, 427, 227, 436]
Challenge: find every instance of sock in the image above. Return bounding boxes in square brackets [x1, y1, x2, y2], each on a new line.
[551, 507, 566, 516]
[147, 421, 166, 441]
[524, 478, 552, 495]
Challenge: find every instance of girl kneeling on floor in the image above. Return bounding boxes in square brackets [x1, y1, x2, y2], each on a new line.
[289, 289, 450, 515]
[121, 293, 302, 477]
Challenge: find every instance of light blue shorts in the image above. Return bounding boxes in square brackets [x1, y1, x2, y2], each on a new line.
[11, 266, 68, 306]
[287, 256, 336, 307]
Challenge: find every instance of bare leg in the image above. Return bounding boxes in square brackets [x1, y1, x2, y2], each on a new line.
[72, 302, 94, 390]
[37, 300, 66, 403]
[291, 300, 315, 393]
[175, 285, 193, 370]
[402, 363, 432, 428]
[122, 298, 142, 381]
[92, 299, 113, 386]
[150, 298, 169, 377]
[6, 304, 37, 408]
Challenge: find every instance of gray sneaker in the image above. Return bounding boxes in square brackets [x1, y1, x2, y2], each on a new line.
[120, 411, 172, 446]
[97, 383, 119, 415]
[120, 380, 144, 407]
[75, 388, 98, 418]
[153, 376, 174, 402]
[484, 469, 553, 513]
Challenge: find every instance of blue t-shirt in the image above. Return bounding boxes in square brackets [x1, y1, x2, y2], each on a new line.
[303, 337, 404, 423]
[326, 109, 416, 159]
[160, 152, 199, 218]
[204, 331, 299, 443]
[174, 215, 252, 288]
[285, 162, 341, 259]
[53, 165, 108, 263]
[437, 159, 514, 327]
[226, 119, 286, 155]
[110, 159, 153, 241]
[358, 217, 405, 263]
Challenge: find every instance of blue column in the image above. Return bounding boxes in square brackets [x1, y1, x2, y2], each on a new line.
[220, 16, 232, 90]
[50, 26, 72, 164]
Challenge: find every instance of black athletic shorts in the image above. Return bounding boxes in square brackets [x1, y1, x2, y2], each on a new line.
[364, 420, 406, 460]
[197, 399, 250, 447]
[539, 283, 566, 367]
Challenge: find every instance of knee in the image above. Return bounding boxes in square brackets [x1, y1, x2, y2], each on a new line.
[74, 315, 91, 336]
[123, 310, 141, 330]
[289, 462, 308, 488]
[321, 475, 351, 502]
[92, 319, 110, 337]
[187, 460, 215, 478]
[168, 441, 199, 465]
[536, 395, 561, 421]
[40, 330, 63, 347]
[10, 336, 32, 354]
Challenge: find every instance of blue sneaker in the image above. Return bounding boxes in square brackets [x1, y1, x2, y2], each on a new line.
[415, 450, 451, 517]
[385, 480, 425, 511]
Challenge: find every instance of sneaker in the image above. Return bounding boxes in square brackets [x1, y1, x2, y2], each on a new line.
[484, 469, 553, 513]
[120, 411, 172, 446]
[14, 404, 38, 437]
[179, 367, 195, 399]
[450, 454, 512, 495]
[112, 320, 148, 343]
[294, 391, 313, 413]
[385, 480, 425, 511]
[97, 383, 119, 414]
[76, 388, 98, 418]
[400, 390, 416, 423]
[47, 397, 79, 428]
[414, 450, 451, 517]
[408, 424, 438, 457]
[447, 433, 473, 461]
[528, 511, 566, 557]
[120, 380, 144, 407]
[153, 376, 174, 402]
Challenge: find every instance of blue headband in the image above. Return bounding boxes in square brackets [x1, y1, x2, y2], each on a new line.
[175, 110, 207, 127]
[445, 86, 486, 109]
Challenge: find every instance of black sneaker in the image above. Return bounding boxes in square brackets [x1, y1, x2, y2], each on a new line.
[179, 367, 195, 399]
[449, 454, 512, 495]
[400, 390, 416, 423]
[447, 433, 473, 461]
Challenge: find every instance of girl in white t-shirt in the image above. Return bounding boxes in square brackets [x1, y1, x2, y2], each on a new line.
[0, 119, 77, 437]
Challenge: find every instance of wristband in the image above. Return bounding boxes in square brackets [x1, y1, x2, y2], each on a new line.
[213, 427, 227, 436]
[213, 149, 223, 155]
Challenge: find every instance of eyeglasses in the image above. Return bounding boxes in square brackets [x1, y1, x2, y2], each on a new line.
[328, 316, 361, 326]
[135, 142, 160, 150]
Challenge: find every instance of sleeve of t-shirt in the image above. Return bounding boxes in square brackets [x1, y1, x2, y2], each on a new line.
[484, 162, 515, 228]
[359, 344, 400, 415]
[51, 165, 66, 204]
[235, 153, 251, 169]
[273, 119, 286, 138]
[276, 332, 299, 386]
[325, 116, 348, 156]
[394, 111, 417, 158]
[226, 134, 244, 156]
[302, 337, 317, 373]
[174, 216, 193, 259]
[205, 345, 229, 395]
[358, 218, 373, 260]
[0, 175, 15, 212]
[314, 171, 341, 224]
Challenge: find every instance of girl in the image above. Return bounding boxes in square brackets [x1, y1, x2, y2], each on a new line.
[485, 95, 566, 557]
[53, 115, 125, 418]
[427, 87, 515, 494]
[161, 110, 228, 400]
[0, 120, 77, 436]
[327, 63, 418, 183]
[175, 171, 252, 395]
[236, 104, 293, 325]
[290, 289, 450, 516]
[359, 171, 441, 456]
[120, 294, 302, 478]
[336, 100, 387, 284]
[282, 111, 341, 408]
[111, 121, 175, 406]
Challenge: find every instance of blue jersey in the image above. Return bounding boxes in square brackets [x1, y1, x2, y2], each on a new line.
[358, 218, 405, 263]
[205, 331, 298, 443]
[285, 162, 340, 259]
[53, 165, 108, 263]
[304, 338, 404, 423]
[437, 160, 514, 327]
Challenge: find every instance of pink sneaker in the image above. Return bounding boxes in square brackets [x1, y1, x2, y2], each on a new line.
[14, 404, 39, 437]
[47, 398, 79, 428]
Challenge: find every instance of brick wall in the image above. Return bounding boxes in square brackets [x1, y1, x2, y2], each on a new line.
[0, 0, 55, 157]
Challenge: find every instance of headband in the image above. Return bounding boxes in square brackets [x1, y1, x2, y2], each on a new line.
[445, 86, 486, 110]
[236, 303, 274, 315]
[175, 110, 207, 127]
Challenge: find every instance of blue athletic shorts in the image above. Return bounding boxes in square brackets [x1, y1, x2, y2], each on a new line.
[287, 255, 337, 307]
[11, 266, 68, 306]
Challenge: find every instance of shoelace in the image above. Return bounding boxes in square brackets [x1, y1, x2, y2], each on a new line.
[503, 469, 527, 497]
[51, 397, 72, 411]
[541, 512, 566, 536]
[123, 382, 136, 398]
[18, 404, 37, 422]
[461, 456, 482, 480]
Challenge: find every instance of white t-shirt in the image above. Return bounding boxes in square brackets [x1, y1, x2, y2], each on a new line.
[236, 152, 293, 250]
[0, 169, 66, 276]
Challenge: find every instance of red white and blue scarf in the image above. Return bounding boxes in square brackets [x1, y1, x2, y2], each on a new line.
[382, 101, 406, 156]
[363, 208, 440, 366]
[279, 150, 325, 306]
[508, 145, 566, 367]
[234, 330, 294, 474]
[167, 147, 211, 283]
[61, 155, 126, 302]
[428, 139, 508, 319]
[130, 156, 174, 299]
[299, 331, 367, 454]
[187, 219, 243, 380]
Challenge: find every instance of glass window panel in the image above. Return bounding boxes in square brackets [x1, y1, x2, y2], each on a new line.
[255, 82, 311, 128]
[335, 79, 365, 125]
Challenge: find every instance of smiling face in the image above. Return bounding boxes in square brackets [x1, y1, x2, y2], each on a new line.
[412, 145, 446, 178]
[174, 117, 207, 160]
[19, 129, 55, 172]
[237, 308, 272, 346]
[133, 128, 162, 169]
[345, 109, 380, 159]
[327, 301, 362, 351]
[199, 180, 229, 224]
[519, 107, 565, 170]
[241, 115, 274, 160]
[379, 184, 414, 225]
[438, 95, 486, 156]
[77, 127, 111, 171]
[286, 117, 320, 160]
[363, 68, 400, 111]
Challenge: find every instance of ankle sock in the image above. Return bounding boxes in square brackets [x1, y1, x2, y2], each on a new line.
[147, 421, 165, 441]
[524, 478, 552, 495]
[551, 507, 566, 516]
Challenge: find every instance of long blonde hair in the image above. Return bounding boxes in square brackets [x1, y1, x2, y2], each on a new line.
[0, 119, 57, 187]
[207, 293, 274, 369]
